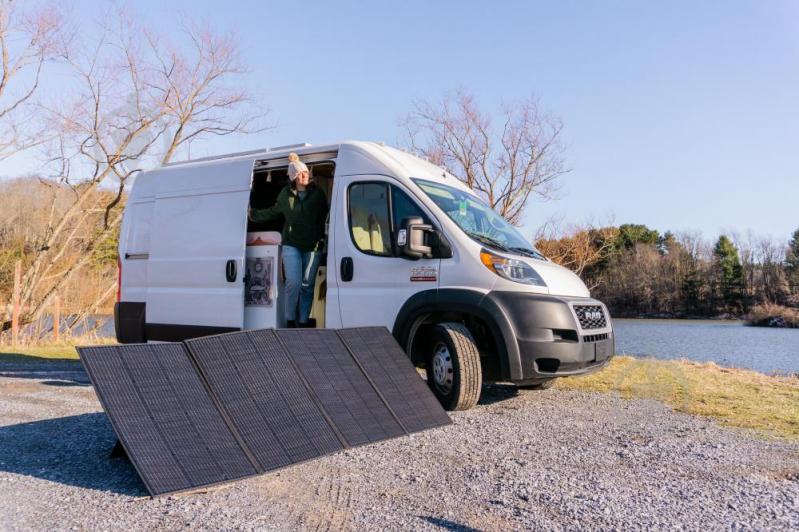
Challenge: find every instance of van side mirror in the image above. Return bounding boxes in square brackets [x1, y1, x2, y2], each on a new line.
[397, 216, 453, 260]
[397, 216, 432, 259]
[430, 230, 453, 259]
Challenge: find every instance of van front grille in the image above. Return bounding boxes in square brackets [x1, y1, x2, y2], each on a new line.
[573, 305, 607, 330]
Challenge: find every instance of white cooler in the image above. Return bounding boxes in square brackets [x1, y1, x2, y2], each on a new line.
[244, 232, 284, 329]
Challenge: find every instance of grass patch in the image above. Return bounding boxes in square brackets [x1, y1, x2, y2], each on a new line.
[557, 356, 799, 440]
[0, 337, 116, 361]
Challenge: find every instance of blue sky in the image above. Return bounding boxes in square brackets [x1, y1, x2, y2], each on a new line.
[3, 1, 798, 241]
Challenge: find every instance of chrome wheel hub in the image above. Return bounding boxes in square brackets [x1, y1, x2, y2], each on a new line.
[431, 343, 454, 395]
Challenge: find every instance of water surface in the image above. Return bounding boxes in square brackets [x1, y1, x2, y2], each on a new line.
[613, 319, 798, 375]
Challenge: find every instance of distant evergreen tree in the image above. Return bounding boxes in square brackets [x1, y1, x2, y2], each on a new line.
[681, 257, 703, 315]
[614, 224, 661, 251]
[787, 228, 799, 294]
[713, 235, 744, 314]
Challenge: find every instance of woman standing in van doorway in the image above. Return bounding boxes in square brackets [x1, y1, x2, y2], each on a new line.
[249, 153, 328, 328]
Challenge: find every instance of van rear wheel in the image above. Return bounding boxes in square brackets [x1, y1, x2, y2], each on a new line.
[426, 322, 482, 411]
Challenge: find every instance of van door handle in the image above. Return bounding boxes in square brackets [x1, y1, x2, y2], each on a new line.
[340, 257, 353, 282]
[225, 260, 237, 282]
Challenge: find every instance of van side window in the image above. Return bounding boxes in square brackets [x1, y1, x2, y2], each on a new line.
[348, 182, 434, 258]
[390, 185, 430, 228]
[349, 182, 392, 256]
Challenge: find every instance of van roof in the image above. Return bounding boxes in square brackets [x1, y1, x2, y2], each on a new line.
[129, 140, 473, 200]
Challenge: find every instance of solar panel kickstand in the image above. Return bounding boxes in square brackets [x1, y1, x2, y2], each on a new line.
[109, 439, 128, 460]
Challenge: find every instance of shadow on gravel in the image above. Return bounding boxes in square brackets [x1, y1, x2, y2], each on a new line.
[39, 380, 88, 387]
[420, 516, 482, 531]
[0, 353, 79, 364]
[478, 383, 520, 406]
[0, 412, 146, 497]
[0, 353, 88, 385]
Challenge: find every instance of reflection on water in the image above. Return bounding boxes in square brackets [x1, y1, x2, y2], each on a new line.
[612, 319, 798, 375]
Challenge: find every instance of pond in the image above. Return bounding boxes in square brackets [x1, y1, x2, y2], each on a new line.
[613, 319, 799, 375]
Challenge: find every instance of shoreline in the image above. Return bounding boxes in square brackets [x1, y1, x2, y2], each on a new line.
[613, 317, 745, 324]
[610, 305, 799, 329]
[614, 315, 799, 330]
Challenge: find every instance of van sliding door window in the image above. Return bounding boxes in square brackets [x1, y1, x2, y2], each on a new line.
[349, 183, 392, 256]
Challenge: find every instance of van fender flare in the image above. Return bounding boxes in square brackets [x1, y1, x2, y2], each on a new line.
[392, 288, 522, 381]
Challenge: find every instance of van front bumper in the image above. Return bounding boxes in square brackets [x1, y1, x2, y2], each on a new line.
[485, 291, 615, 382]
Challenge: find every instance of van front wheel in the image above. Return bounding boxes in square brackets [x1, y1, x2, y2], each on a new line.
[426, 322, 482, 411]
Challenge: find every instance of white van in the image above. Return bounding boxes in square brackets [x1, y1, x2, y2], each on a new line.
[115, 141, 614, 410]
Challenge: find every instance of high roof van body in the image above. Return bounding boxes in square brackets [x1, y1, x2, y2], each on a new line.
[116, 141, 614, 409]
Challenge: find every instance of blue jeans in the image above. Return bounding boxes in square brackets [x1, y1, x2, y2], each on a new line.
[282, 245, 321, 324]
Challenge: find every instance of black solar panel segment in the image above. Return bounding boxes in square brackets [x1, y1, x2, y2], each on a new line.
[184, 330, 344, 471]
[81, 327, 450, 498]
[337, 327, 452, 434]
[78, 344, 257, 497]
[277, 329, 406, 446]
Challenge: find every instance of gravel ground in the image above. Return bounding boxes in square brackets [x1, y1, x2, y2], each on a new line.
[0, 361, 797, 531]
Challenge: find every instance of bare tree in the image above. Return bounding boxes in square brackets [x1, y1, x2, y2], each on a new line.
[0, 0, 64, 159]
[147, 22, 269, 165]
[675, 230, 707, 261]
[402, 90, 567, 224]
[753, 235, 789, 305]
[534, 217, 617, 282]
[1, 9, 266, 329]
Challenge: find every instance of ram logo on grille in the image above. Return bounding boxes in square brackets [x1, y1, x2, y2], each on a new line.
[574, 305, 607, 329]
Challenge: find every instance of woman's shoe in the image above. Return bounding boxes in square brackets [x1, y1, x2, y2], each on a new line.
[286, 320, 296, 328]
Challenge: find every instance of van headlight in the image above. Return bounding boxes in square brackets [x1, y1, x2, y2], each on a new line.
[480, 249, 547, 286]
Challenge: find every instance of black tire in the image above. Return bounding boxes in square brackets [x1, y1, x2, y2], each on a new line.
[425, 322, 482, 410]
[517, 379, 556, 391]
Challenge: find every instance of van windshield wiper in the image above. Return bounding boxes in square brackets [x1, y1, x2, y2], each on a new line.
[466, 231, 509, 252]
[508, 246, 544, 260]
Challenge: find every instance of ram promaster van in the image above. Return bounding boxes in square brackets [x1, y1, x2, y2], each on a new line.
[115, 141, 614, 410]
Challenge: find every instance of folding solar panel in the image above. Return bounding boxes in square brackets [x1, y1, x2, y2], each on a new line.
[184, 330, 344, 471]
[276, 329, 406, 445]
[81, 327, 451, 498]
[78, 343, 257, 497]
[337, 327, 452, 433]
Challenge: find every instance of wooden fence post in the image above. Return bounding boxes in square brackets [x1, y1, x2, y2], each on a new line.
[53, 295, 61, 343]
[11, 261, 21, 346]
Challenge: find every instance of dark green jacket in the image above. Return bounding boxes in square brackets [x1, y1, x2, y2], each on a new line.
[250, 185, 328, 252]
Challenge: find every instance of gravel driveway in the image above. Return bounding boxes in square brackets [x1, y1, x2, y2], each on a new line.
[0, 360, 797, 531]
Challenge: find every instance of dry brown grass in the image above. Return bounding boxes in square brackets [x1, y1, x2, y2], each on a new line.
[557, 356, 799, 440]
[746, 302, 799, 328]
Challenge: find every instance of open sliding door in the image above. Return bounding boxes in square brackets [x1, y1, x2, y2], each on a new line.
[145, 158, 254, 340]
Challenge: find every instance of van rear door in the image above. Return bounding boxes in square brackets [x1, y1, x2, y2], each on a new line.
[144, 158, 253, 340]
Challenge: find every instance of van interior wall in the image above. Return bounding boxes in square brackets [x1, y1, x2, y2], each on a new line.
[247, 162, 335, 234]
[248, 168, 288, 233]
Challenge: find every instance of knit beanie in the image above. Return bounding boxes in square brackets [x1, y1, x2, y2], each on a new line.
[287, 152, 308, 181]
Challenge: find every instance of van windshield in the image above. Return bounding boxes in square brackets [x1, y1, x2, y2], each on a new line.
[414, 179, 545, 260]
